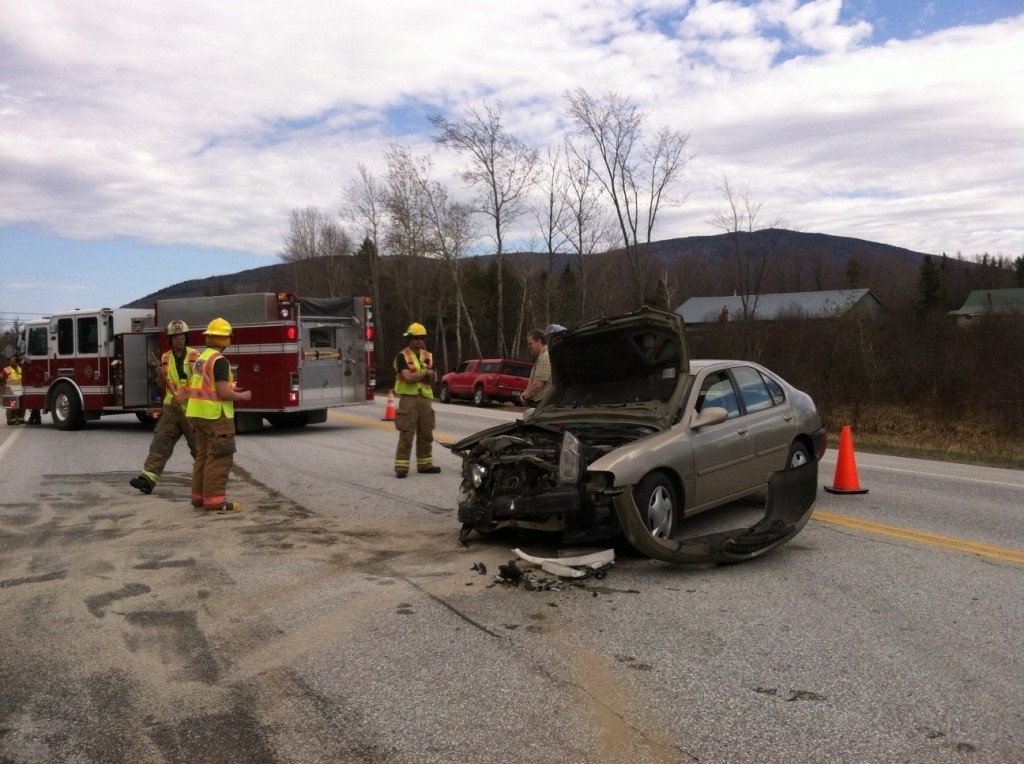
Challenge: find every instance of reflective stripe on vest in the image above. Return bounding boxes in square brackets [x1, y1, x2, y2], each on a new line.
[186, 347, 234, 419]
[162, 347, 200, 405]
[393, 347, 433, 397]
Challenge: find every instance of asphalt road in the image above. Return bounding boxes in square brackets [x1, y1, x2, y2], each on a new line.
[0, 400, 1021, 763]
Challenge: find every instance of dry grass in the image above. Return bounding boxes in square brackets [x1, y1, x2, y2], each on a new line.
[823, 406, 1024, 470]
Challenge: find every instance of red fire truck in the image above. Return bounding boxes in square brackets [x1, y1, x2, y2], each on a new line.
[6, 292, 375, 432]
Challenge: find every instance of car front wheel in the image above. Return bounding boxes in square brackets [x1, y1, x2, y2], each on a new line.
[787, 441, 810, 469]
[632, 473, 678, 539]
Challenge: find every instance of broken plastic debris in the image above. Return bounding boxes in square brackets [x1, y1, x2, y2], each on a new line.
[512, 548, 615, 579]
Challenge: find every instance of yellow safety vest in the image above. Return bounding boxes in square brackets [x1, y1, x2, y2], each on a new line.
[2, 366, 22, 387]
[186, 347, 234, 419]
[162, 347, 200, 406]
[393, 347, 434, 397]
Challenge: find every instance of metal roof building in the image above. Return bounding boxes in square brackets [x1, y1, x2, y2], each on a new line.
[675, 289, 885, 324]
[949, 288, 1024, 325]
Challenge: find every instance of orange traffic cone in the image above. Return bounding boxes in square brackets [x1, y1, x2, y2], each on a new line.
[824, 425, 868, 494]
[382, 389, 396, 422]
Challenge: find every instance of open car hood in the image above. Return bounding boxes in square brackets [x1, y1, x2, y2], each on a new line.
[532, 306, 690, 430]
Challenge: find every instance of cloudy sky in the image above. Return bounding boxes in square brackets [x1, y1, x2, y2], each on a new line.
[1, 0, 1022, 329]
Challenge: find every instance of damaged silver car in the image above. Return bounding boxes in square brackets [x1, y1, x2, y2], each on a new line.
[447, 306, 826, 564]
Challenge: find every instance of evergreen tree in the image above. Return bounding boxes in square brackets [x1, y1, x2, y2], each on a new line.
[914, 255, 941, 315]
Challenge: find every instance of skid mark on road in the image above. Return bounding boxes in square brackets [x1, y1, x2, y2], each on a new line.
[813, 510, 1024, 564]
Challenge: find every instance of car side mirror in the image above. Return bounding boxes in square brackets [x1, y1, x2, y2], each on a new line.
[691, 406, 728, 429]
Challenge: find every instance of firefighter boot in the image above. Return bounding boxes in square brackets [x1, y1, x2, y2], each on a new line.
[130, 474, 155, 494]
[207, 502, 241, 515]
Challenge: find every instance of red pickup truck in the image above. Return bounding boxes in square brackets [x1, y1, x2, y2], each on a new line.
[439, 358, 534, 406]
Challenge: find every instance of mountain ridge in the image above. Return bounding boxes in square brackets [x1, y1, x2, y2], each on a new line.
[125, 229, 932, 308]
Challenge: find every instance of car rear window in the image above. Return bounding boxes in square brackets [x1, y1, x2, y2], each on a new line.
[733, 366, 782, 414]
[501, 362, 533, 377]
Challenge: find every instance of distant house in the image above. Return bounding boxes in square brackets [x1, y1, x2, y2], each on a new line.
[949, 288, 1024, 326]
[675, 289, 885, 325]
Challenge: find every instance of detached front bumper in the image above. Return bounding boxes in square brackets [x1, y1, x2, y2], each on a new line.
[614, 460, 819, 565]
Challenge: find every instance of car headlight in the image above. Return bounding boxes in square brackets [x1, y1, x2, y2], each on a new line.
[471, 463, 489, 488]
[559, 430, 582, 484]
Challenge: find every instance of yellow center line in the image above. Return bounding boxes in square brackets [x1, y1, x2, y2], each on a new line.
[813, 510, 1024, 564]
[330, 410, 457, 443]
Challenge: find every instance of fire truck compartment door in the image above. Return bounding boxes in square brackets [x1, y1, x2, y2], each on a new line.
[123, 333, 158, 407]
[301, 323, 358, 404]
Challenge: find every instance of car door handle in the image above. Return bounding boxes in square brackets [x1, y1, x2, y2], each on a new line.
[783, 414, 794, 422]
[736, 427, 749, 436]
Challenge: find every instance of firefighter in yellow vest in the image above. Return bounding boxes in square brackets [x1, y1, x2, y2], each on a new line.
[392, 322, 440, 478]
[1, 354, 25, 425]
[185, 317, 252, 514]
[130, 320, 200, 494]
[2, 353, 41, 425]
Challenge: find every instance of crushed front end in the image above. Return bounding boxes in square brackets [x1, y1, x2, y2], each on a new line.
[447, 421, 651, 542]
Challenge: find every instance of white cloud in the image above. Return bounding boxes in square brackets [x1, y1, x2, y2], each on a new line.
[0, 0, 1021, 266]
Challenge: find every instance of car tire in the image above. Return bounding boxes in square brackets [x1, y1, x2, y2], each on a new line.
[439, 384, 451, 404]
[472, 387, 487, 407]
[787, 441, 811, 469]
[632, 473, 677, 539]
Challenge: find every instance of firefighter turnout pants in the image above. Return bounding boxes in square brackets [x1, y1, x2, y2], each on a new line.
[188, 413, 238, 509]
[140, 404, 196, 487]
[393, 394, 436, 473]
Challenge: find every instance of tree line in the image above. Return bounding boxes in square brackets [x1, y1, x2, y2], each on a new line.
[268, 88, 1023, 442]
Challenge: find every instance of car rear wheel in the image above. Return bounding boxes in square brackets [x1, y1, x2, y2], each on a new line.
[787, 441, 810, 469]
[439, 384, 452, 404]
[472, 386, 487, 407]
[632, 473, 677, 539]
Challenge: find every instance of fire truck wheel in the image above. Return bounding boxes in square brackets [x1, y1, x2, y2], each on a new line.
[52, 384, 86, 431]
[266, 413, 309, 429]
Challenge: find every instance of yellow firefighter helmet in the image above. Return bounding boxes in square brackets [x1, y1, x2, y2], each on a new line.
[165, 319, 189, 336]
[403, 322, 427, 337]
[203, 317, 233, 336]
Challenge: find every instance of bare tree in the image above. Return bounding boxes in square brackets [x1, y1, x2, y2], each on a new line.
[707, 177, 788, 320]
[563, 88, 691, 306]
[279, 206, 353, 296]
[559, 141, 614, 318]
[656, 266, 679, 311]
[280, 206, 323, 262]
[381, 144, 437, 322]
[343, 164, 388, 354]
[430, 101, 540, 356]
[418, 175, 483, 363]
[530, 146, 570, 329]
